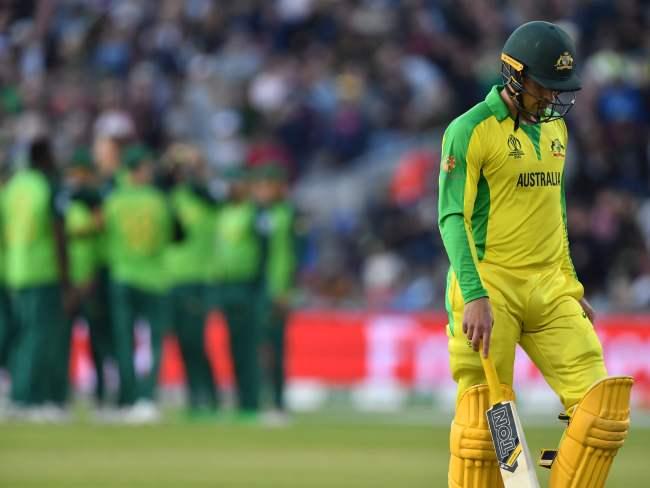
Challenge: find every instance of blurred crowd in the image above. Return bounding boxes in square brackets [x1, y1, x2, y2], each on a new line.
[1, 0, 648, 313]
[0, 1, 649, 420]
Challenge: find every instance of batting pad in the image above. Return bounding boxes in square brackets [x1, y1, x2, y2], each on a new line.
[449, 384, 514, 488]
[550, 376, 633, 488]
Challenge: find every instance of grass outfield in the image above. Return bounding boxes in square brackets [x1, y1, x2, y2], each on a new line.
[0, 414, 648, 487]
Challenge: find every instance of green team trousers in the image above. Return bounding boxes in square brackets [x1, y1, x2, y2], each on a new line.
[80, 269, 114, 403]
[208, 282, 261, 412]
[109, 282, 168, 406]
[171, 284, 217, 411]
[0, 287, 14, 370]
[9, 285, 70, 406]
[260, 301, 288, 411]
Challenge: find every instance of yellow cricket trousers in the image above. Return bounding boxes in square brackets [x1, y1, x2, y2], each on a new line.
[446, 263, 607, 410]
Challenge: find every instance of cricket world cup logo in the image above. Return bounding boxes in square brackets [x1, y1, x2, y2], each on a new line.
[487, 403, 521, 472]
[507, 135, 524, 159]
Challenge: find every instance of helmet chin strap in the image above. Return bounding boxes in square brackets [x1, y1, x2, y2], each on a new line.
[510, 81, 543, 128]
[506, 81, 523, 130]
[514, 84, 522, 130]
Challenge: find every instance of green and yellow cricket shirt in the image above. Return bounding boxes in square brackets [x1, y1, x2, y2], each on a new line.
[164, 185, 214, 285]
[2, 169, 60, 289]
[65, 196, 102, 286]
[103, 185, 172, 293]
[438, 85, 581, 304]
[264, 201, 297, 300]
[210, 201, 264, 284]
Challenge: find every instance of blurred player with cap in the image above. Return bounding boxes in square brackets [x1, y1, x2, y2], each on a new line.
[162, 143, 218, 417]
[207, 166, 265, 420]
[251, 162, 300, 422]
[64, 147, 113, 406]
[103, 144, 172, 422]
[2, 138, 73, 419]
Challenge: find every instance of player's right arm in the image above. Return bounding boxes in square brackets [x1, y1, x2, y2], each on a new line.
[438, 120, 492, 356]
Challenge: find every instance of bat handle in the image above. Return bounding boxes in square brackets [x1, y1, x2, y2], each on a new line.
[480, 352, 504, 404]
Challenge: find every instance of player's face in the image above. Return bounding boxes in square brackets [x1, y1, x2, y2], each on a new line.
[93, 138, 121, 177]
[521, 78, 557, 123]
[133, 161, 154, 184]
[252, 180, 284, 204]
[228, 180, 249, 200]
[517, 76, 578, 123]
[66, 168, 94, 187]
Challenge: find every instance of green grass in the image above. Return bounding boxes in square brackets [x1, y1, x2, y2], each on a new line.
[0, 414, 648, 487]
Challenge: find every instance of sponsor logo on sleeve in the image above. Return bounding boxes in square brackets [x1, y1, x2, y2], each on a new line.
[442, 155, 456, 172]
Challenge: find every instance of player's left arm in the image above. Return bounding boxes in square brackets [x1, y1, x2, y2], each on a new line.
[52, 182, 78, 316]
[266, 206, 297, 309]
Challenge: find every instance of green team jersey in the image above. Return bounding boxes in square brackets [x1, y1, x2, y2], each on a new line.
[104, 184, 172, 293]
[263, 202, 297, 300]
[165, 185, 214, 285]
[2, 169, 60, 289]
[65, 199, 101, 285]
[211, 201, 263, 283]
[0, 188, 4, 285]
[438, 85, 581, 304]
[97, 172, 128, 269]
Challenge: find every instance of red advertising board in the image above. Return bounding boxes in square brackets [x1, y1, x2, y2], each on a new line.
[70, 311, 650, 408]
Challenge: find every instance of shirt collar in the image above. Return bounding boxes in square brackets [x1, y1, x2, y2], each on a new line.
[485, 85, 511, 122]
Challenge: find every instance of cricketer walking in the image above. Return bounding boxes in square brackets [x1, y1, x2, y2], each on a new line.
[438, 21, 633, 488]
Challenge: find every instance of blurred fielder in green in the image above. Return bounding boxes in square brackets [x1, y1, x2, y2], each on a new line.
[161, 143, 218, 416]
[208, 166, 264, 418]
[64, 147, 113, 405]
[103, 144, 172, 421]
[2, 138, 72, 414]
[251, 163, 299, 417]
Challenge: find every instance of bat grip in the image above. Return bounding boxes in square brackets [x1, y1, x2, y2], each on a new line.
[480, 353, 504, 404]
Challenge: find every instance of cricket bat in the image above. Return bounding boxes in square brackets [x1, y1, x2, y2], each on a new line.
[480, 353, 541, 487]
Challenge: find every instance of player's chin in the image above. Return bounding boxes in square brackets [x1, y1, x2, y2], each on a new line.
[535, 104, 551, 121]
[522, 114, 539, 124]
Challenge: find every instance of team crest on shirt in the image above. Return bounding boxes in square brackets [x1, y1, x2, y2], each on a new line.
[507, 135, 524, 159]
[442, 155, 456, 172]
[555, 52, 574, 71]
[551, 138, 565, 157]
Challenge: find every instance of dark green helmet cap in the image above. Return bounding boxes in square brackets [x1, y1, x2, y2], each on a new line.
[502, 21, 581, 91]
[220, 165, 248, 181]
[122, 143, 154, 170]
[250, 162, 288, 181]
[70, 146, 93, 169]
